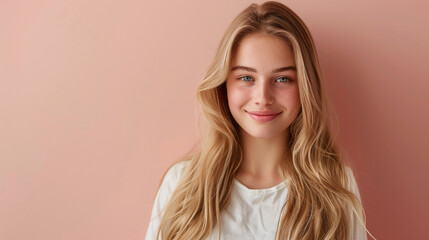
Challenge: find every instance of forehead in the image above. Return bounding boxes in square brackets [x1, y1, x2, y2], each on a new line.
[231, 33, 295, 70]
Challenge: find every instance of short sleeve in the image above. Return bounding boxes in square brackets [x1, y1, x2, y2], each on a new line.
[145, 161, 190, 240]
[345, 167, 368, 240]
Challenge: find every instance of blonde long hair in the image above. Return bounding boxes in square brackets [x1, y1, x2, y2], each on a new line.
[157, 1, 373, 239]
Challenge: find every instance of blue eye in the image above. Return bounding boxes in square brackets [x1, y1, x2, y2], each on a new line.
[276, 77, 291, 83]
[239, 76, 253, 82]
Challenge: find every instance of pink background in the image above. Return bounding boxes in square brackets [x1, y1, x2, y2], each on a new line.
[1, 0, 428, 239]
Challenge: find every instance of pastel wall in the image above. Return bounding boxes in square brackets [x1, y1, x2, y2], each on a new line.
[1, 0, 428, 239]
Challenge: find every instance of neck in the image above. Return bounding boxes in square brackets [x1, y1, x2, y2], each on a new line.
[238, 129, 289, 180]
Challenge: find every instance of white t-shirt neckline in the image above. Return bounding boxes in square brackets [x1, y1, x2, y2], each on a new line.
[233, 178, 289, 194]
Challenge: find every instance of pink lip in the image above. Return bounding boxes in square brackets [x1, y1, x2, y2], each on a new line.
[246, 110, 282, 122]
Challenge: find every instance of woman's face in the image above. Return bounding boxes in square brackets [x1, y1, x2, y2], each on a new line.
[226, 33, 301, 140]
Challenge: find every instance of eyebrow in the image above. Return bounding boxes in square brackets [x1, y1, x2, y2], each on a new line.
[231, 65, 297, 73]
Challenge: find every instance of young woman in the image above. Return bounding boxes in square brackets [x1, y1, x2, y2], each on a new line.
[146, 1, 374, 239]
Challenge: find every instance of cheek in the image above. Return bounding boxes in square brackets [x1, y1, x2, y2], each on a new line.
[227, 87, 248, 110]
[279, 87, 301, 108]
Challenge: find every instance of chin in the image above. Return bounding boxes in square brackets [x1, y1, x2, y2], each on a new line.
[245, 129, 284, 140]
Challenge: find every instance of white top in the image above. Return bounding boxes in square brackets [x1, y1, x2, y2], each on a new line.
[145, 161, 367, 240]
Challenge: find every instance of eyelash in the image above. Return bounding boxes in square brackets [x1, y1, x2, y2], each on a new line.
[238, 76, 292, 83]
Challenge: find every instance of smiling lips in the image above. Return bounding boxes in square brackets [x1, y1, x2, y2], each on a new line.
[246, 110, 282, 122]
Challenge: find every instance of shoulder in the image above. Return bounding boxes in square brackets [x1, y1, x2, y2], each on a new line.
[344, 166, 362, 202]
[163, 161, 191, 184]
[158, 160, 191, 198]
[145, 161, 191, 239]
[344, 166, 368, 239]
[150, 160, 191, 214]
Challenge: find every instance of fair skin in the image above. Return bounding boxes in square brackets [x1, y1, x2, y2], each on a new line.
[226, 33, 301, 189]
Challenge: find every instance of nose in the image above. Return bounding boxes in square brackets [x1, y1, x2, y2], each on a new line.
[254, 81, 274, 106]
